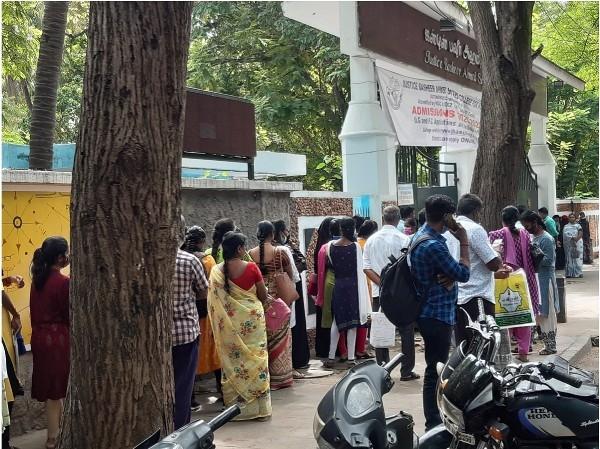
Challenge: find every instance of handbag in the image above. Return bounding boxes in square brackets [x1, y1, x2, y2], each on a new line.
[264, 296, 291, 331]
[273, 248, 300, 306]
[307, 272, 318, 297]
[530, 242, 545, 273]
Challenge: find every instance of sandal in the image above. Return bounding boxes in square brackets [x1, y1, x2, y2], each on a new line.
[356, 352, 375, 360]
[293, 370, 306, 379]
[539, 348, 557, 356]
[400, 372, 421, 381]
[46, 438, 57, 449]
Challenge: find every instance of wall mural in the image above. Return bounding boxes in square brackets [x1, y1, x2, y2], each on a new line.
[2, 191, 71, 343]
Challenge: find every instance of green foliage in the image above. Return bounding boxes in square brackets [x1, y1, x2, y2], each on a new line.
[532, 1, 599, 199]
[187, 2, 349, 190]
[1, 1, 42, 81]
[2, 2, 87, 144]
[547, 97, 599, 198]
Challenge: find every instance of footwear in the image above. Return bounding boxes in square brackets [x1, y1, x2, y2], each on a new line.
[511, 346, 533, 355]
[517, 354, 529, 362]
[293, 370, 306, 379]
[191, 397, 200, 408]
[46, 438, 57, 449]
[322, 359, 336, 369]
[356, 351, 375, 360]
[539, 348, 557, 356]
[400, 372, 421, 381]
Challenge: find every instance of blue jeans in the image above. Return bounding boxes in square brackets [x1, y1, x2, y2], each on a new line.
[172, 337, 199, 429]
[417, 318, 452, 430]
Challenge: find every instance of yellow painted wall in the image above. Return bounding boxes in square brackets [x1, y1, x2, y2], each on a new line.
[2, 191, 71, 343]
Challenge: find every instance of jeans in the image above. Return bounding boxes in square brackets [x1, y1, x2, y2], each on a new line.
[418, 317, 452, 430]
[172, 337, 200, 429]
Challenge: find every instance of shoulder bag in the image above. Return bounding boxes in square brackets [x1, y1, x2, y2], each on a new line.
[273, 247, 300, 306]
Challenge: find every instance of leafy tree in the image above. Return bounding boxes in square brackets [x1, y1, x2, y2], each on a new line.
[187, 2, 349, 190]
[468, 1, 537, 230]
[532, 1, 599, 198]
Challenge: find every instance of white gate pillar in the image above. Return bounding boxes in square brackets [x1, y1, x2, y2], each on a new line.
[528, 113, 557, 214]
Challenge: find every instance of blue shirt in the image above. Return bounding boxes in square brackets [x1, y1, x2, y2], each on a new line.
[410, 225, 470, 325]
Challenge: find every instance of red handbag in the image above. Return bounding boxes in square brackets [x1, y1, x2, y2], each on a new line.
[264, 297, 291, 331]
[307, 272, 318, 297]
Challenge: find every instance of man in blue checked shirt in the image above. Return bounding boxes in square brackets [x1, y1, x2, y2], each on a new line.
[410, 194, 470, 430]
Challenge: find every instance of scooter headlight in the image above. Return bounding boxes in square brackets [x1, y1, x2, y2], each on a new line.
[345, 381, 376, 418]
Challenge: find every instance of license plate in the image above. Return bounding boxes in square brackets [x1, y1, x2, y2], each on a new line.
[442, 416, 476, 446]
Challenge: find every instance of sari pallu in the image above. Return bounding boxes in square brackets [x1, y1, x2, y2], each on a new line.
[196, 253, 221, 375]
[263, 260, 294, 390]
[207, 267, 271, 420]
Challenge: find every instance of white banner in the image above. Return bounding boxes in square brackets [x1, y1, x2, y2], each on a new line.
[377, 66, 482, 150]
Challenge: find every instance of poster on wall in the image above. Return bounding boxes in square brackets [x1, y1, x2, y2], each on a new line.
[377, 65, 482, 150]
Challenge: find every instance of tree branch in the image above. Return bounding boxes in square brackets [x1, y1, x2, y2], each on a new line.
[468, 1, 501, 59]
[531, 44, 543, 61]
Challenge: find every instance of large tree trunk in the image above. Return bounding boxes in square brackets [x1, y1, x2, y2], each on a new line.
[59, 3, 193, 449]
[29, 1, 69, 170]
[468, 2, 537, 230]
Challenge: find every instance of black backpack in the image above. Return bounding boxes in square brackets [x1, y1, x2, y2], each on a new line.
[379, 234, 432, 327]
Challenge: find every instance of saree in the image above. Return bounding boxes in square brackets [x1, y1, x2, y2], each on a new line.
[563, 223, 583, 278]
[197, 254, 221, 375]
[262, 252, 294, 390]
[207, 267, 271, 420]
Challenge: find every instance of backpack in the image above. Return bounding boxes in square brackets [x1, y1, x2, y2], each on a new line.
[379, 234, 432, 327]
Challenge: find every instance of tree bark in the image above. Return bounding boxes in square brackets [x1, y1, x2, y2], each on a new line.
[58, 3, 193, 449]
[468, 1, 536, 231]
[29, 1, 69, 170]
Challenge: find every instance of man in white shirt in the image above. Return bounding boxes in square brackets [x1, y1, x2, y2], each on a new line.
[364, 206, 419, 380]
[447, 194, 510, 346]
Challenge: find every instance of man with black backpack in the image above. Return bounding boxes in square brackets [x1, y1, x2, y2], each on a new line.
[363, 206, 419, 380]
[410, 195, 470, 431]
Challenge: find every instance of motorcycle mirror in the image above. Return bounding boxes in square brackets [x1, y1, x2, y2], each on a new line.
[436, 362, 445, 376]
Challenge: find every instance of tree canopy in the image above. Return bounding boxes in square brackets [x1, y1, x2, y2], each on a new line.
[1, 1, 597, 195]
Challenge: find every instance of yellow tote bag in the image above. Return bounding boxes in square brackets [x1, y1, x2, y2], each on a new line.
[494, 269, 535, 329]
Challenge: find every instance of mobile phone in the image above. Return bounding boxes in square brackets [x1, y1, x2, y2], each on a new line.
[444, 213, 459, 232]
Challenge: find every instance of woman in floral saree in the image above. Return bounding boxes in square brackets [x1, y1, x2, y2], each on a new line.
[208, 232, 271, 421]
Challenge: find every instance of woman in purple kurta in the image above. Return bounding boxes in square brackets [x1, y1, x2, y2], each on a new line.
[489, 206, 539, 362]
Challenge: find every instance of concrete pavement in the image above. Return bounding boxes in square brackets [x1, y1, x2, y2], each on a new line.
[12, 264, 598, 449]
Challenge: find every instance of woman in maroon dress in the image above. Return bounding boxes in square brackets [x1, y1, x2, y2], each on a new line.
[29, 236, 70, 449]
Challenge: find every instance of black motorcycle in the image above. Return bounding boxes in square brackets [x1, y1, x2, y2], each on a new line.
[313, 300, 598, 449]
[428, 302, 599, 449]
[134, 404, 240, 449]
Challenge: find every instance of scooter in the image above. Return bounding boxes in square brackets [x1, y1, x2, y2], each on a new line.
[134, 404, 240, 449]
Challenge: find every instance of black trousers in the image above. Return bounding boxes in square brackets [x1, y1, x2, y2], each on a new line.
[315, 306, 331, 358]
[418, 317, 452, 431]
[372, 297, 415, 377]
[455, 297, 495, 348]
[292, 281, 310, 368]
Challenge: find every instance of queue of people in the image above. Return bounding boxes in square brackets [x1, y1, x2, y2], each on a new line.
[0, 198, 592, 442]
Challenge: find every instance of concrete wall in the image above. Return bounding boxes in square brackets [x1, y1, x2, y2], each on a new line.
[182, 189, 291, 247]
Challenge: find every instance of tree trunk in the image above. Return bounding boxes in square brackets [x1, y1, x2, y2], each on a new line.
[58, 3, 193, 449]
[468, 2, 537, 231]
[29, 1, 69, 170]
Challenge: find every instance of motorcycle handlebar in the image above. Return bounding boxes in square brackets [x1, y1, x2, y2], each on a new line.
[538, 363, 583, 388]
[208, 405, 241, 432]
[383, 352, 404, 373]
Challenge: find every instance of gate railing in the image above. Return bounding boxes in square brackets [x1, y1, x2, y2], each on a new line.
[396, 146, 458, 187]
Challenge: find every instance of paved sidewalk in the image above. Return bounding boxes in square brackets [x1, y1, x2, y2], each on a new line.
[13, 264, 598, 449]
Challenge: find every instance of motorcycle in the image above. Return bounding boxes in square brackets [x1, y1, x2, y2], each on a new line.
[313, 300, 599, 449]
[134, 404, 240, 449]
[430, 300, 599, 449]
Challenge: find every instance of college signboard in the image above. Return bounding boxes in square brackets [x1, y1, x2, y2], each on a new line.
[377, 65, 481, 149]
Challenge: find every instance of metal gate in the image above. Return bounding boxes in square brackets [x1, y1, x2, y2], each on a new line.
[396, 146, 458, 210]
[517, 157, 539, 210]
